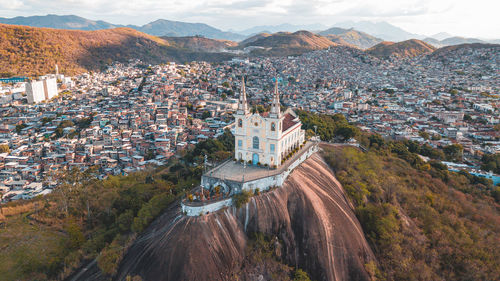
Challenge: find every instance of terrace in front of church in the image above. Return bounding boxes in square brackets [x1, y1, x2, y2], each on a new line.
[205, 140, 316, 183]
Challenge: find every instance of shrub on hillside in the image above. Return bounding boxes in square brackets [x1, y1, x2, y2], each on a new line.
[233, 190, 252, 208]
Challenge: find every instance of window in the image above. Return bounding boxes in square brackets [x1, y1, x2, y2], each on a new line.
[271, 122, 276, 131]
[238, 119, 242, 127]
[253, 136, 259, 149]
[270, 144, 275, 152]
[238, 139, 242, 148]
[254, 122, 258, 127]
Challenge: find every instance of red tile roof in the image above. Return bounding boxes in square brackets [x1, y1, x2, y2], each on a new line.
[282, 113, 299, 132]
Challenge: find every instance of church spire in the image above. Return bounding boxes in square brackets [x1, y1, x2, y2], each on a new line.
[237, 76, 248, 114]
[270, 77, 280, 117]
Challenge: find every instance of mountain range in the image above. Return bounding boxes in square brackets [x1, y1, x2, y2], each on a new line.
[334, 20, 423, 42]
[135, 19, 244, 41]
[235, 23, 328, 36]
[1, 14, 498, 46]
[423, 36, 487, 48]
[0, 20, 498, 76]
[0, 15, 245, 41]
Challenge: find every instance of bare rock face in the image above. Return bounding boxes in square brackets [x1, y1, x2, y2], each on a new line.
[83, 153, 376, 281]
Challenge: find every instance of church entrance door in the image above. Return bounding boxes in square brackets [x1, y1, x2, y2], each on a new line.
[252, 153, 259, 165]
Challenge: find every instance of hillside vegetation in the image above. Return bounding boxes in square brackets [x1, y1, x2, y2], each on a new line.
[0, 24, 233, 77]
[296, 111, 499, 280]
[323, 144, 499, 280]
[163, 36, 238, 52]
[0, 130, 234, 280]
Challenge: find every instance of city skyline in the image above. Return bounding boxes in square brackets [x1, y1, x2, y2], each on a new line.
[0, 0, 499, 39]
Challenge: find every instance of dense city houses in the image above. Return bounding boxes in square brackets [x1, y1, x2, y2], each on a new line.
[0, 44, 499, 202]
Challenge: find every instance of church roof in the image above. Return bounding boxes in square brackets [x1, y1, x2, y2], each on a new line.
[282, 113, 299, 132]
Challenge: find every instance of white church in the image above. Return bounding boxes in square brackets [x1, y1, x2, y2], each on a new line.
[234, 78, 305, 167]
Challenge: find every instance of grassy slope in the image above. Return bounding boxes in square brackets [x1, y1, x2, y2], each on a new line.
[0, 213, 67, 280]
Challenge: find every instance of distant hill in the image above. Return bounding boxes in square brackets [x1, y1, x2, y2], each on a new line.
[239, 33, 272, 45]
[0, 14, 116, 31]
[367, 39, 436, 59]
[422, 37, 443, 48]
[318, 27, 383, 49]
[440, 36, 485, 46]
[134, 19, 244, 41]
[239, 30, 337, 56]
[0, 24, 233, 76]
[431, 43, 500, 57]
[334, 21, 423, 42]
[423, 36, 487, 48]
[0, 14, 246, 41]
[430, 32, 453, 41]
[237, 23, 328, 35]
[163, 36, 238, 52]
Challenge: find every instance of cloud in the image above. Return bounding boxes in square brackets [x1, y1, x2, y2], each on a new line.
[0, 0, 498, 38]
[0, 0, 24, 9]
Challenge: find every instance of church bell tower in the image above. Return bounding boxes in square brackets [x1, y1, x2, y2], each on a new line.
[269, 78, 280, 118]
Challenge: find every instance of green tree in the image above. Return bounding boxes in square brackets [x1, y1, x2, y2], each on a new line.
[443, 144, 463, 162]
[15, 123, 27, 134]
[201, 111, 211, 119]
[335, 125, 357, 141]
[64, 218, 85, 250]
[418, 131, 430, 140]
[293, 269, 311, 281]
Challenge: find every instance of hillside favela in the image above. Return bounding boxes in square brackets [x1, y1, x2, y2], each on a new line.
[0, 0, 499, 280]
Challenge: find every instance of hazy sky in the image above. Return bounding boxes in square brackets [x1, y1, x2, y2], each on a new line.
[0, 0, 498, 38]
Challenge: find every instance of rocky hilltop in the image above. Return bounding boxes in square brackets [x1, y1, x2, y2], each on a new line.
[367, 39, 436, 59]
[318, 27, 383, 49]
[70, 153, 375, 281]
[239, 31, 337, 56]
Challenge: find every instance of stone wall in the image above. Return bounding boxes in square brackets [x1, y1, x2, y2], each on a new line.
[181, 198, 232, 216]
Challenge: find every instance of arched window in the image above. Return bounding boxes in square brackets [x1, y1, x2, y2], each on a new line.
[253, 136, 259, 149]
[238, 119, 242, 127]
[271, 122, 276, 131]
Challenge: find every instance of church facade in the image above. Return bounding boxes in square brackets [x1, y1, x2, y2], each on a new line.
[233, 78, 305, 167]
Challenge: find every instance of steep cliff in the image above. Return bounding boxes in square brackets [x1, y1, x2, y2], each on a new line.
[72, 153, 376, 281]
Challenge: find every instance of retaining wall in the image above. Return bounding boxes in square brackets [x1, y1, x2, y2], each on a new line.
[183, 144, 319, 216]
